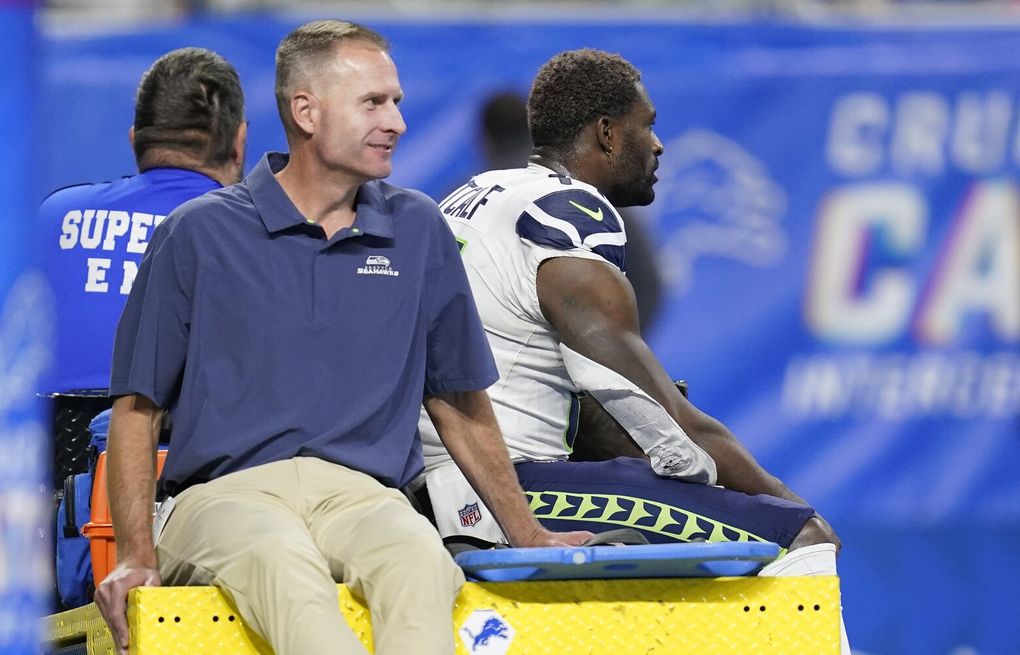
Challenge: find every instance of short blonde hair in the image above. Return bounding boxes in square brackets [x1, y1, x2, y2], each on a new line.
[274, 20, 389, 137]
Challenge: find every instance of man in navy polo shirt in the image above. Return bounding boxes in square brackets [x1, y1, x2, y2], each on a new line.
[38, 47, 246, 396]
[94, 20, 591, 655]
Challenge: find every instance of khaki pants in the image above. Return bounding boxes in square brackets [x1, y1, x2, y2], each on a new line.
[156, 457, 465, 655]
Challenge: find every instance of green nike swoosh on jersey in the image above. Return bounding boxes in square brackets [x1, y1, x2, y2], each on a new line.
[568, 199, 604, 221]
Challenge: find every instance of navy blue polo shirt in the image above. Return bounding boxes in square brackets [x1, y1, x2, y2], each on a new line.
[38, 168, 221, 393]
[111, 152, 498, 489]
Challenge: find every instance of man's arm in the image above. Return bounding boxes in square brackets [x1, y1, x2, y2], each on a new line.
[571, 394, 647, 462]
[538, 256, 809, 502]
[93, 393, 164, 655]
[424, 390, 592, 547]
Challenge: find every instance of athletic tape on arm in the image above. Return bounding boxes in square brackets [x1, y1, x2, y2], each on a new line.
[560, 344, 718, 484]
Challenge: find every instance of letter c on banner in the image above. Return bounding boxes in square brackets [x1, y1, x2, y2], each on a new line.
[806, 183, 926, 344]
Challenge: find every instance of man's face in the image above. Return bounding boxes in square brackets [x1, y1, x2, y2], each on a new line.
[605, 83, 663, 207]
[309, 42, 406, 181]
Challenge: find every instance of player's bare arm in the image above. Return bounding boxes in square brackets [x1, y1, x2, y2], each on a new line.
[538, 256, 803, 498]
[537, 255, 841, 550]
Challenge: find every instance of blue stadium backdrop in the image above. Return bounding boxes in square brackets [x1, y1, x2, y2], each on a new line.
[39, 16, 1019, 655]
[2, 0, 54, 653]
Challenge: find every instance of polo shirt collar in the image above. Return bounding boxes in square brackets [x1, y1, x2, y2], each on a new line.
[248, 152, 394, 238]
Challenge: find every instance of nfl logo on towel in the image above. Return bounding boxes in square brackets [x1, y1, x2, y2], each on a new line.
[458, 503, 482, 527]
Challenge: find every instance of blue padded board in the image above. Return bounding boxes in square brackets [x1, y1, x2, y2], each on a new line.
[454, 541, 781, 582]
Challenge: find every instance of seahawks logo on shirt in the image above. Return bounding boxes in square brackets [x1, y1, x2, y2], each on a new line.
[515, 189, 626, 271]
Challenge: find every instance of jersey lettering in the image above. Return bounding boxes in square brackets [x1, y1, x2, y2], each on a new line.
[57, 209, 168, 295]
[439, 181, 505, 221]
[59, 209, 166, 251]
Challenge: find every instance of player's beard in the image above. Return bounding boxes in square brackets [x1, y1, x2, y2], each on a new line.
[606, 144, 656, 207]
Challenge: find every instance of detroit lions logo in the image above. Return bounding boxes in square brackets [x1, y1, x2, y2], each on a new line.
[458, 610, 515, 655]
[649, 129, 788, 295]
[467, 617, 509, 649]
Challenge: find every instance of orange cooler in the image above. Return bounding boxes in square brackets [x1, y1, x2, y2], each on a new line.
[81, 449, 168, 587]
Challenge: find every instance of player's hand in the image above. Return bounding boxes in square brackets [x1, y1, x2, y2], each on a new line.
[94, 557, 162, 655]
[512, 526, 593, 548]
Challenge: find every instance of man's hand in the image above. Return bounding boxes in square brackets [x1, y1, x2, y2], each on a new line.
[511, 526, 593, 548]
[94, 557, 162, 654]
[99, 394, 165, 654]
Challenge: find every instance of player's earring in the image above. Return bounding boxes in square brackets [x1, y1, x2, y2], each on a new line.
[606, 146, 613, 163]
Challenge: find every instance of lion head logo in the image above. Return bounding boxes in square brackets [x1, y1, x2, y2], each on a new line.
[650, 129, 788, 294]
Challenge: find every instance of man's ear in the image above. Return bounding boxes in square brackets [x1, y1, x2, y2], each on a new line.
[128, 125, 135, 147]
[595, 116, 614, 155]
[290, 91, 317, 136]
[232, 120, 247, 166]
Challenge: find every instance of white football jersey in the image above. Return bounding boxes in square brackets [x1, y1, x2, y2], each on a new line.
[419, 163, 627, 472]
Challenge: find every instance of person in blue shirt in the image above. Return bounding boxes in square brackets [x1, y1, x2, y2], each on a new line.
[38, 47, 247, 396]
[93, 20, 590, 655]
[39, 47, 247, 492]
